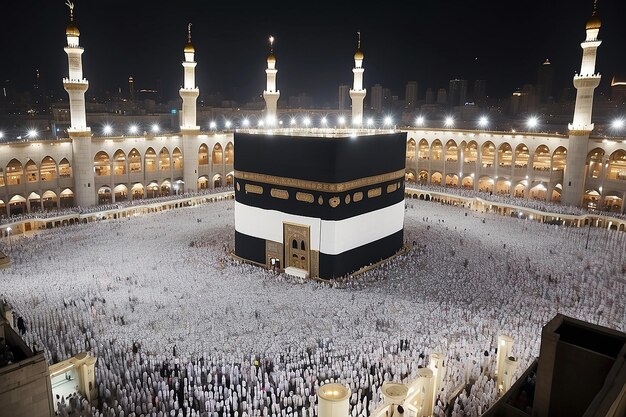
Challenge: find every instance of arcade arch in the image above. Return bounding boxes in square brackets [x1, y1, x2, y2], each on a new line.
[145, 148, 157, 173]
[533, 145, 551, 171]
[94, 151, 111, 176]
[40, 156, 57, 182]
[607, 150, 626, 181]
[481, 142, 495, 167]
[25, 159, 38, 183]
[406, 139, 416, 160]
[6, 159, 23, 185]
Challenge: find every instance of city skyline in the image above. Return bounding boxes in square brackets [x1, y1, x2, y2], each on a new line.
[2, 0, 625, 106]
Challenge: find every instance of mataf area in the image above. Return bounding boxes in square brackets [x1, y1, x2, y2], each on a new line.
[0, 198, 624, 417]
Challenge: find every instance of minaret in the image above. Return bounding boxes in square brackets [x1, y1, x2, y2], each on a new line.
[263, 36, 280, 126]
[563, 1, 602, 206]
[349, 32, 366, 127]
[180, 23, 201, 193]
[63, 1, 95, 207]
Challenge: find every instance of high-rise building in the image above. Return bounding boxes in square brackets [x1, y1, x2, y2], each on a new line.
[436, 88, 447, 105]
[128, 76, 135, 101]
[370, 84, 383, 113]
[536, 59, 554, 103]
[338, 84, 350, 111]
[610, 76, 626, 104]
[405, 81, 417, 110]
[448, 79, 468, 107]
[424, 88, 434, 104]
[473, 80, 487, 107]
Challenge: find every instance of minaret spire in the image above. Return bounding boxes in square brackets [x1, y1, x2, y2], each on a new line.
[180, 23, 199, 129]
[562, 1, 602, 206]
[63, 0, 89, 131]
[62, 2, 95, 207]
[180, 23, 201, 195]
[263, 35, 280, 126]
[349, 31, 366, 126]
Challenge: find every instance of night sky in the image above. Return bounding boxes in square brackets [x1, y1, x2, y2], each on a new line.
[3, 0, 625, 105]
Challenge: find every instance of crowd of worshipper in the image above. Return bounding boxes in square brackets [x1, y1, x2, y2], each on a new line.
[0, 196, 624, 417]
[408, 183, 626, 219]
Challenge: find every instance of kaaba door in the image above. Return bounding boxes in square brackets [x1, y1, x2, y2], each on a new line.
[283, 222, 310, 273]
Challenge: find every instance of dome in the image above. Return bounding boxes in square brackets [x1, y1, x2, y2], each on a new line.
[267, 53, 276, 63]
[354, 49, 364, 60]
[66, 22, 80, 37]
[184, 42, 195, 53]
[586, 15, 601, 30]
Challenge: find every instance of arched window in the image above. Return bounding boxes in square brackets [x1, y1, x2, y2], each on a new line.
[514, 144, 529, 168]
[224, 142, 234, 164]
[59, 158, 72, 178]
[159, 147, 171, 171]
[431, 140, 443, 161]
[128, 148, 142, 173]
[406, 139, 416, 160]
[113, 149, 126, 175]
[292, 239, 298, 249]
[445, 140, 457, 162]
[25, 159, 38, 183]
[213, 143, 223, 164]
[199, 144, 209, 166]
[94, 151, 111, 176]
[40, 156, 57, 182]
[6, 159, 23, 185]
[172, 147, 183, 170]
[145, 147, 157, 172]
[300, 240, 306, 251]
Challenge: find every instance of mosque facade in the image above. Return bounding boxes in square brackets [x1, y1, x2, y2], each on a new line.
[0, 6, 624, 218]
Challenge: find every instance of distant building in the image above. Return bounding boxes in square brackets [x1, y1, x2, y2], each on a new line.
[424, 88, 434, 104]
[536, 59, 554, 103]
[510, 84, 538, 115]
[370, 84, 383, 113]
[288, 93, 313, 109]
[405, 81, 418, 110]
[611, 76, 626, 104]
[128, 76, 135, 101]
[448, 79, 468, 107]
[338, 84, 350, 111]
[473, 80, 487, 107]
[436, 88, 447, 105]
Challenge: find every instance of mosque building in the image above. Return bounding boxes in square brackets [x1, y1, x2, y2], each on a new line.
[0, 3, 624, 220]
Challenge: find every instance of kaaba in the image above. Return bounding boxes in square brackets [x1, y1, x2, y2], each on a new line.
[234, 130, 406, 279]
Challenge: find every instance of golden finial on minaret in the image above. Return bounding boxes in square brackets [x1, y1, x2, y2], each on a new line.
[586, 0, 601, 29]
[269, 35, 275, 54]
[65, 0, 75, 21]
[184, 23, 195, 54]
[357, 31, 361, 50]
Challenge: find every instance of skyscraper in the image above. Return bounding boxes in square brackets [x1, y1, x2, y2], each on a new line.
[448, 79, 468, 107]
[405, 81, 418, 110]
[128, 76, 135, 101]
[473, 80, 487, 107]
[536, 59, 554, 103]
[338, 84, 350, 111]
[370, 84, 383, 113]
[436, 88, 447, 105]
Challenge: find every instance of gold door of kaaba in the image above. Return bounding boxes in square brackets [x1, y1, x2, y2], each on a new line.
[283, 222, 310, 273]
